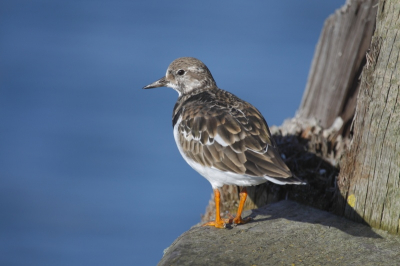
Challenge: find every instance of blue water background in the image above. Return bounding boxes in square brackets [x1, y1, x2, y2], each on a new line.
[1, 1, 343, 265]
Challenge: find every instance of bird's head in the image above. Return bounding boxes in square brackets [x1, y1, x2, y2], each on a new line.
[143, 57, 217, 96]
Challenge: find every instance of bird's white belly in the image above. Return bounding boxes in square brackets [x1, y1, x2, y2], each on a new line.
[173, 117, 267, 189]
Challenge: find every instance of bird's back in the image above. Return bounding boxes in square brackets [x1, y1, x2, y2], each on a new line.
[172, 87, 302, 186]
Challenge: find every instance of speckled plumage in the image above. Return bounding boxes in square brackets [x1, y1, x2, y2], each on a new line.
[144, 57, 304, 189]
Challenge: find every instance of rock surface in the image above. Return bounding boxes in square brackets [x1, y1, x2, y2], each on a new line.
[159, 201, 400, 266]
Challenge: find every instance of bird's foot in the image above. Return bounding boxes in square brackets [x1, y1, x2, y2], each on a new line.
[224, 216, 252, 225]
[202, 220, 226, 229]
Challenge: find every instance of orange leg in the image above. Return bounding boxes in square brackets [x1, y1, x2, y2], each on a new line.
[225, 187, 251, 225]
[202, 189, 225, 228]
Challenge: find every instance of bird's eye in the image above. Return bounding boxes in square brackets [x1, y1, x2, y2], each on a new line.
[177, 69, 185, 76]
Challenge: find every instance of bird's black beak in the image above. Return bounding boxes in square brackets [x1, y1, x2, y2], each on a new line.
[143, 76, 168, 89]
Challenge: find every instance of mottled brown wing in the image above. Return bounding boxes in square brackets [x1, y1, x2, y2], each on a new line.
[177, 100, 293, 179]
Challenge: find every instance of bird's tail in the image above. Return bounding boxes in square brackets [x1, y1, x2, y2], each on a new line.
[265, 175, 306, 185]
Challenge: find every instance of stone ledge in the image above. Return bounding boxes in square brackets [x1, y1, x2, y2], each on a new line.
[159, 201, 400, 266]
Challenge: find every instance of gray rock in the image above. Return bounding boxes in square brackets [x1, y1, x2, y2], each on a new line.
[159, 201, 400, 266]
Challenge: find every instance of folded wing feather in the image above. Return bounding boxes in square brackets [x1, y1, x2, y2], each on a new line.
[177, 97, 294, 180]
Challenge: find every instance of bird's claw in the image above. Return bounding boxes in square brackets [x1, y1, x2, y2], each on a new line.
[202, 220, 226, 229]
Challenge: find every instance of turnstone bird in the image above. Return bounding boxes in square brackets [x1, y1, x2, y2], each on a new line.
[143, 57, 305, 228]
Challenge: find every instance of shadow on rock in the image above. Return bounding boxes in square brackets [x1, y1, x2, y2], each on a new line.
[244, 200, 381, 239]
